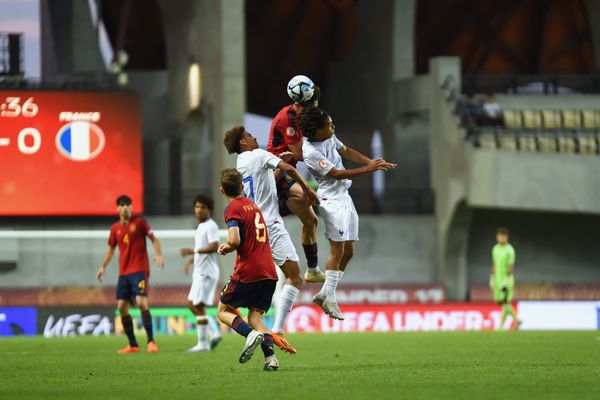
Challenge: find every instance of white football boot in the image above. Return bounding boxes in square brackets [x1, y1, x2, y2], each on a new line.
[239, 330, 264, 363]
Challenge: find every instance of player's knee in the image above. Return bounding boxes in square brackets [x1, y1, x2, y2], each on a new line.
[216, 310, 226, 324]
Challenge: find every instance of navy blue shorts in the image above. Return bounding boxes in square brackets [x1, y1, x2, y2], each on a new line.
[116, 272, 148, 304]
[220, 276, 277, 312]
[276, 173, 296, 217]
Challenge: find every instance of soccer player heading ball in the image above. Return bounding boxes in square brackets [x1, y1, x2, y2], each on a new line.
[268, 75, 325, 285]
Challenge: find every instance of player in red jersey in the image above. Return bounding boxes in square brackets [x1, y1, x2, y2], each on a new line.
[216, 168, 280, 371]
[96, 195, 164, 354]
[268, 79, 324, 284]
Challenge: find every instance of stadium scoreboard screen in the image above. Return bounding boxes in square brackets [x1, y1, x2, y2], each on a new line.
[0, 91, 143, 215]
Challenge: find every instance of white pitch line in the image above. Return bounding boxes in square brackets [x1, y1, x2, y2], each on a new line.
[0, 138, 10, 146]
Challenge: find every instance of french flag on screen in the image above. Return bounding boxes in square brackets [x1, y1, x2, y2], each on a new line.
[55, 122, 105, 161]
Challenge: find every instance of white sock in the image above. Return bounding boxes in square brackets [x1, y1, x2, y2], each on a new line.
[207, 317, 220, 338]
[197, 316, 208, 346]
[272, 284, 299, 333]
[308, 266, 319, 273]
[338, 270, 344, 281]
[324, 270, 340, 300]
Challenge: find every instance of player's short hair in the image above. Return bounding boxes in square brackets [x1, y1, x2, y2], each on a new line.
[296, 107, 330, 141]
[496, 227, 509, 236]
[220, 168, 243, 197]
[193, 193, 214, 210]
[223, 125, 245, 154]
[115, 195, 132, 206]
[297, 85, 321, 107]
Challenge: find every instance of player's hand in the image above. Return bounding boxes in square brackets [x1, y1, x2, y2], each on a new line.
[155, 255, 165, 269]
[183, 259, 193, 274]
[179, 247, 194, 257]
[303, 188, 320, 205]
[96, 267, 105, 282]
[217, 243, 233, 255]
[279, 151, 295, 163]
[378, 159, 397, 171]
[366, 159, 386, 172]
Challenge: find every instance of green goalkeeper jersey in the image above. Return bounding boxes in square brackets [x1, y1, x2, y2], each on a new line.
[492, 243, 515, 280]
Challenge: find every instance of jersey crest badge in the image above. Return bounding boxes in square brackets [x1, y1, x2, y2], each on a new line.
[286, 127, 296, 137]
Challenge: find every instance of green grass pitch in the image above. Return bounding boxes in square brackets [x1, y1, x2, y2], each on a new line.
[1, 331, 599, 400]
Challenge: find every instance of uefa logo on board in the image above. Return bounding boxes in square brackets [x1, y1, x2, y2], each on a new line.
[55, 122, 106, 161]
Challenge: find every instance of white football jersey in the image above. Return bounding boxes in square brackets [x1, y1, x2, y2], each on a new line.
[236, 148, 283, 224]
[193, 218, 220, 278]
[302, 134, 352, 198]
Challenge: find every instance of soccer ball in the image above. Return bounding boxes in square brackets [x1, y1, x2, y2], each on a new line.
[287, 75, 315, 103]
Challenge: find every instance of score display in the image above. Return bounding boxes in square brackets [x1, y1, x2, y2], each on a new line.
[0, 91, 144, 215]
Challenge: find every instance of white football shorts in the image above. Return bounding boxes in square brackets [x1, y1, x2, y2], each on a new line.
[267, 221, 299, 267]
[319, 192, 359, 242]
[188, 268, 218, 306]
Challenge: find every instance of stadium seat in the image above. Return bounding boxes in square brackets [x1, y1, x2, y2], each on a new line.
[577, 133, 598, 155]
[498, 132, 517, 150]
[537, 133, 557, 153]
[477, 131, 497, 149]
[581, 110, 600, 130]
[502, 110, 522, 129]
[522, 110, 542, 129]
[541, 110, 561, 130]
[562, 110, 582, 130]
[517, 133, 536, 152]
[557, 134, 576, 154]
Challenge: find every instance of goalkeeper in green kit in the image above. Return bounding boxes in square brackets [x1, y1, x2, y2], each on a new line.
[490, 227, 522, 330]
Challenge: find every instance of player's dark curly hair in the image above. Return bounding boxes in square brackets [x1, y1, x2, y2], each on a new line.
[297, 86, 321, 107]
[220, 168, 243, 197]
[193, 193, 214, 210]
[295, 107, 330, 141]
[223, 125, 245, 154]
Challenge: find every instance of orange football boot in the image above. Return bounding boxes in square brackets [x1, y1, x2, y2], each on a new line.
[269, 331, 297, 354]
[117, 345, 140, 354]
[147, 341, 159, 353]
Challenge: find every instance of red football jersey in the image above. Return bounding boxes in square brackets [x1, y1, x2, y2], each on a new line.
[108, 216, 154, 276]
[267, 104, 303, 166]
[224, 197, 277, 282]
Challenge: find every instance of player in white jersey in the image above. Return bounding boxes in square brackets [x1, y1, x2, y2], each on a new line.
[179, 194, 222, 352]
[297, 107, 396, 320]
[224, 125, 320, 354]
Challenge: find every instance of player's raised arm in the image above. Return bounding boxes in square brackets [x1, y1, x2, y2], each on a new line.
[338, 145, 397, 171]
[96, 245, 116, 282]
[326, 159, 395, 180]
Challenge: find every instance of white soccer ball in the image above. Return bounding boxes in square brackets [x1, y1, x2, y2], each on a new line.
[287, 75, 315, 103]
